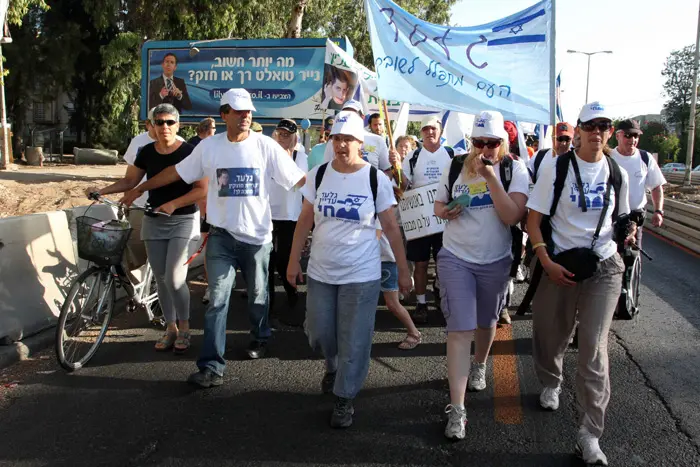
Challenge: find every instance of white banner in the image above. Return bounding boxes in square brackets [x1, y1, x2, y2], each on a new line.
[398, 183, 447, 241]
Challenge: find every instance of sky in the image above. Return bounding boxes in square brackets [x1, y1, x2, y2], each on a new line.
[450, 0, 699, 123]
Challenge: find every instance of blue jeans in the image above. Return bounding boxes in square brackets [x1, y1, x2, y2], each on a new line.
[305, 277, 381, 399]
[197, 227, 272, 376]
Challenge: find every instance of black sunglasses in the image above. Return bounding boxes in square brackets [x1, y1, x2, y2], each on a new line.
[471, 139, 502, 149]
[557, 136, 571, 143]
[624, 133, 639, 139]
[154, 119, 178, 127]
[579, 121, 613, 132]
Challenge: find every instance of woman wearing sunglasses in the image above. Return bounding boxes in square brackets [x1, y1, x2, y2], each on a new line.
[434, 111, 529, 440]
[526, 102, 635, 466]
[97, 103, 207, 353]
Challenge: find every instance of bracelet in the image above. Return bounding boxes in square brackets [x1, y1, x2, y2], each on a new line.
[654, 209, 664, 217]
[532, 242, 547, 251]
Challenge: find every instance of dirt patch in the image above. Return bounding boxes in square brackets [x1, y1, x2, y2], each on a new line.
[665, 183, 700, 206]
[0, 178, 118, 218]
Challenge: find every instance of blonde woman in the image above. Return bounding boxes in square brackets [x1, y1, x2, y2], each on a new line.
[434, 111, 529, 440]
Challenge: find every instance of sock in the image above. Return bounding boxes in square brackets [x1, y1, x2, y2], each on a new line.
[417, 294, 426, 304]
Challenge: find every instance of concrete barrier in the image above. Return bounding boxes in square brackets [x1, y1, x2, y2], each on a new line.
[0, 211, 78, 343]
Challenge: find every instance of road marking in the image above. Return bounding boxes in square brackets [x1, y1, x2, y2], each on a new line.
[645, 228, 700, 259]
[493, 325, 523, 424]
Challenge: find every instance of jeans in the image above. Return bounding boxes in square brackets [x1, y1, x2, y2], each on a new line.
[268, 220, 298, 315]
[197, 227, 272, 376]
[305, 277, 381, 399]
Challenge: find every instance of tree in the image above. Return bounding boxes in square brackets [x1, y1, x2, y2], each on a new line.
[662, 45, 699, 134]
[286, 0, 308, 38]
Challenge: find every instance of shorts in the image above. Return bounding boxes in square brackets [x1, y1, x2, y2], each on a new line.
[406, 232, 443, 263]
[201, 214, 210, 233]
[437, 248, 511, 331]
[381, 261, 398, 292]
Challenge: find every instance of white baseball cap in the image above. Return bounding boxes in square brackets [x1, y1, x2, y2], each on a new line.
[421, 115, 441, 130]
[220, 88, 256, 112]
[578, 101, 612, 123]
[330, 111, 365, 142]
[341, 99, 364, 116]
[471, 110, 508, 140]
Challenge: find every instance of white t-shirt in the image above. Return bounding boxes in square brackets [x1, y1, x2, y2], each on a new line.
[269, 148, 308, 221]
[611, 148, 666, 211]
[528, 149, 557, 177]
[323, 130, 391, 171]
[436, 158, 530, 264]
[301, 163, 396, 284]
[176, 131, 305, 245]
[402, 146, 452, 188]
[124, 132, 185, 207]
[527, 152, 631, 261]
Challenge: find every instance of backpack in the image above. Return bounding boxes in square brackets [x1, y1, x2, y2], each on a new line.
[315, 162, 378, 218]
[639, 149, 650, 167]
[615, 247, 642, 320]
[409, 146, 455, 176]
[445, 153, 524, 278]
[517, 151, 623, 315]
[530, 149, 550, 183]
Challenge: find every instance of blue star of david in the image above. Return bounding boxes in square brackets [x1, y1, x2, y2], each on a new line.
[510, 25, 523, 35]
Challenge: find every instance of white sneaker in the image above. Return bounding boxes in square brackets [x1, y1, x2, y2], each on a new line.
[444, 404, 467, 440]
[539, 385, 562, 410]
[202, 288, 210, 305]
[576, 426, 608, 466]
[467, 362, 486, 392]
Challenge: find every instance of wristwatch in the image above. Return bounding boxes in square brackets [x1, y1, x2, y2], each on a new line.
[654, 209, 664, 216]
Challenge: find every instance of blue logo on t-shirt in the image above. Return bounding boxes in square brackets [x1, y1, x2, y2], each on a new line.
[569, 181, 606, 209]
[317, 191, 367, 222]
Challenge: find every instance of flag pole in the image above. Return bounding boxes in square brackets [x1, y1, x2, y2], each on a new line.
[550, 0, 557, 150]
[381, 99, 402, 189]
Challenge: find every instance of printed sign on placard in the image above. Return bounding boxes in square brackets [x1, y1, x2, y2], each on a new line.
[216, 168, 261, 197]
[398, 183, 447, 241]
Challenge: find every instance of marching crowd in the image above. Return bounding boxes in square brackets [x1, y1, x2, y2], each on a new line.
[90, 87, 667, 466]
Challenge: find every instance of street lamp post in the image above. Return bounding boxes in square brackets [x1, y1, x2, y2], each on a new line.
[567, 49, 613, 103]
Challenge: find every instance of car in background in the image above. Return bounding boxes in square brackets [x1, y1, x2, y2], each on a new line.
[661, 163, 687, 174]
[693, 164, 700, 172]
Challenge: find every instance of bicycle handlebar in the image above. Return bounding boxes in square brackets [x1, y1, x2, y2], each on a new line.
[87, 193, 170, 217]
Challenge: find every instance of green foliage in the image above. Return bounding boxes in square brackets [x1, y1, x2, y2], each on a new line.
[177, 125, 197, 141]
[662, 45, 698, 133]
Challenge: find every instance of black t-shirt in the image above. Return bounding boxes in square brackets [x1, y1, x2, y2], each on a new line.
[187, 135, 202, 147]
[134, 142, 198, 216]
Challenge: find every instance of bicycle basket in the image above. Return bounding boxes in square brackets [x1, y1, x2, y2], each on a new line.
[76, 215, 133, 266]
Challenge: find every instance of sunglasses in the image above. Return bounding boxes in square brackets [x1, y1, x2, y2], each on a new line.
[154, 119, 178, 127]
[471, 139, 502, 149]
[557, 136, 572, 143]
[623, 133, 639, 139]
[579, 121, 613, 132]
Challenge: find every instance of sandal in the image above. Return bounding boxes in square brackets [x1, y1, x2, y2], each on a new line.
[173, 331, 191, 354]
[155, 332, 177, 351]
[398, 333, 422, 350]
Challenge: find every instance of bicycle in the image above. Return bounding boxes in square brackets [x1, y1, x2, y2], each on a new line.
[55, 194, 168, 371]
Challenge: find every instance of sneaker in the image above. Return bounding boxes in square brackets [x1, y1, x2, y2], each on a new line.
[321, 371, 336, 394]
[330, 397, 354, 428]
[412, 303, 428, 324]
[187, 368, 223, 388]
[575, 426, 608, 466]
[444, 404, 467, 440]
[202, 288, 210, 305]
[515, 264, 527, 283]
[246, 341, 267, 359]
[467, 362, 487, 392]
[498, 309, 512, 326]
[539, 385, 562, 410]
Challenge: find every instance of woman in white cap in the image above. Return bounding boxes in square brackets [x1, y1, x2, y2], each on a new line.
[269, 118, 308, 324]
[434, 110, 529, 440]
[287, 111, 412, 429]
[526, 102, 635, 466]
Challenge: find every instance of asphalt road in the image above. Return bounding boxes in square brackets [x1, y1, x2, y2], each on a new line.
[0, 233, 699, 467]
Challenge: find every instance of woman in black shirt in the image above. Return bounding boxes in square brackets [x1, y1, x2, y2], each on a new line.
[90, 103, 207, 354]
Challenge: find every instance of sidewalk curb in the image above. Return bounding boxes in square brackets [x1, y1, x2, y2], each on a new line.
[0, 326, 55, 371]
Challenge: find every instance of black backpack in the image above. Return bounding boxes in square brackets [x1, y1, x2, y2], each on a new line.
[517, 151, 623, 315]
[315, 162, 378, 217]
[409, 146, 455, 176]
[445, 153, 524, 278]
[529, 149, 550, 183]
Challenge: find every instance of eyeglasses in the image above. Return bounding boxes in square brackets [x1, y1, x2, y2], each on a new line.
[557, 136, 572, 143]
[471, 139, 502, 149]
[624, 133, 639, 139]
[579, 121, 613, 132]
[154, 119, 178, 127]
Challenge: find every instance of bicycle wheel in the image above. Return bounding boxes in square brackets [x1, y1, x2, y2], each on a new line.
[55, 266, 116, 371]
[142, 267, 164, 327]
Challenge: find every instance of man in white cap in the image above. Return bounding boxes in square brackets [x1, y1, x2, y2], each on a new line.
[526, 101, 635, 466]
[323, 100, 393, 173]
[398, 115, 454, 323]
[121, 89, 306, 387]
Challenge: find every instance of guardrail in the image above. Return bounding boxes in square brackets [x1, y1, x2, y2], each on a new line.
[645, 197, 700, 254]
[664, 172, 700, 186]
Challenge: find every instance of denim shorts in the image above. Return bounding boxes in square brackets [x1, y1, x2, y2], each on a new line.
[381, 261, 398, 292]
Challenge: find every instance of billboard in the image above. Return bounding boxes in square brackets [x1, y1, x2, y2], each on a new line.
[140, 38, 350, 122]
